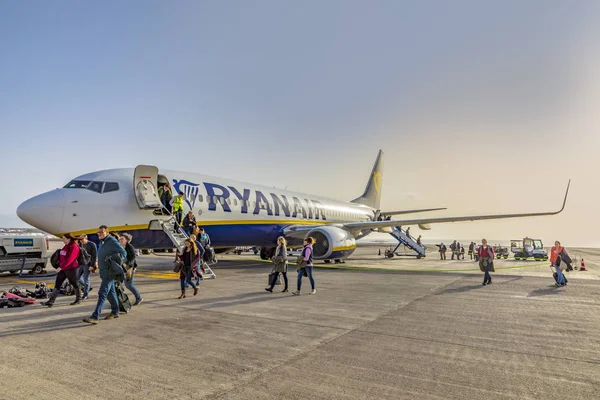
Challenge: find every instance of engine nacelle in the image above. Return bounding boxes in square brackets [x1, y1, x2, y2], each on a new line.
[305, 226, 356, 260]
[418, 224, 432, 231]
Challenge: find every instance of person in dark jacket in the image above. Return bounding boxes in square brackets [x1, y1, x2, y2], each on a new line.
[265, 236, 289, 293]
[119, 233, 143, 305]
[42, 234, 82, 307]
[293, 237, 316, 295]
[183, 211, 197, 236]
[82, 225, 127, 324]
[159, 182, 173, 214]
[468, 242, 475, 260]
[478, 239, 495, 286]
[436, 243, 447, 260]
[177, 239, 200, 298]
[78, 234, 97, 300]
[188, 233, 205, 286]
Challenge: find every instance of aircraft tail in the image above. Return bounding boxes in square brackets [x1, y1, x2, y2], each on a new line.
[351, 150, 383, 210]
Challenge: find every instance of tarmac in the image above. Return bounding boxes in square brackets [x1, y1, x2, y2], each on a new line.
[1, 246, 599, 399]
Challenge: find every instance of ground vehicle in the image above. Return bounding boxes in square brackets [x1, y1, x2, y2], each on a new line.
[493, 245, 509, 259]
[0, 234, 50, 275]
[511, 238, 548, 261]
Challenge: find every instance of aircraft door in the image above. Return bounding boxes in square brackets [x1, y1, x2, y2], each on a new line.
[134, 165, 163, 209]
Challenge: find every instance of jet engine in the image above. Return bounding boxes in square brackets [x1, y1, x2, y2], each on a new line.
[418, 224, 432, 231]
[304, 226, 356, 260]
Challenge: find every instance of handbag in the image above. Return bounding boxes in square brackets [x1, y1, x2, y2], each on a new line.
[125, 267, 134, 281]
[296, 256, 307, 270]
[173, 262, 183, 273]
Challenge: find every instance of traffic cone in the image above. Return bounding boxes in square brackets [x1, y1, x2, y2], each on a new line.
[580, 258, 587, 271]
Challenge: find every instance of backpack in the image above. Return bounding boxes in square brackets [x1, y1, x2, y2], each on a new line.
[50, 249, 61, 269]
[77, 245, 91, 266]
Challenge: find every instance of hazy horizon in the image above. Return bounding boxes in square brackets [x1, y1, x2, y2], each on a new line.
[1, 1, 599, 247]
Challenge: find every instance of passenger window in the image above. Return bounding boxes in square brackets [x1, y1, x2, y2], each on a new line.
[198, 195, 203, 203]
[213, 196, 218, 203]
[233, 199, 238, 206]
[103, 182, 119, 193]
[87, 181, 104, 193]
[226, 198, 231, 205]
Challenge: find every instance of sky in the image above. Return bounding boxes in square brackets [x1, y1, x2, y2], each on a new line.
[1, 1, 599, 246]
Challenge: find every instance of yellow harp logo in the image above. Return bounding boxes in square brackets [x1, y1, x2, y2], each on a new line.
[373, 172, 382, 194]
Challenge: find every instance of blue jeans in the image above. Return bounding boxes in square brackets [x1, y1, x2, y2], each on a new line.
[78, 266, 91, 297]
[91, 278, 119, 319]
[555, 265, 566, 285]
[297, 266, 315, 291]
[125, 269, 142, 301]
[484, 270, 492, 283]
[180, 268, 196, 291]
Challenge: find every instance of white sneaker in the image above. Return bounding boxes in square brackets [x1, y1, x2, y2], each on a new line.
[310, 289, 316, 295]
[292, 291, 301, 296]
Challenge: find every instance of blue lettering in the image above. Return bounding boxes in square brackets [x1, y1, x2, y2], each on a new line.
[229, 186, 251, 214]
[254, 191, 273, 216]
[303, 199, 314, 219]
[292, 197, 307, 218]
[312, 200, 326, 220]
[271, 193, 291, 217]
[203, 182, 231, 212]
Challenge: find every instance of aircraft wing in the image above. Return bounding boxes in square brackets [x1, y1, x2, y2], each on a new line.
[344, 180, 570, 231]
[380, 207, 447, 216]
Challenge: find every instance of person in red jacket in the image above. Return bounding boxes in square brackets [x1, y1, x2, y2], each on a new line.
[42, 234, 82, 307]
[478, 238, 495, 286]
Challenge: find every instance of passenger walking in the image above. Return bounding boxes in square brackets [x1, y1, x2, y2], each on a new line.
[265, 236, 289, 293]
[550, 241, 568, 287]
[460, 245, 465, 260]
[177, 239, 200, 298]
[478, 239, 495, 286]
[188, 233, 205, 286]
[468, 242, 475, 260]
[405, 227, 411, 238]
[183, 210, 196, 236]
[436, 243, 447, 260]
[82, 225, 127, 324]
[197, 227, 211, 248]
[416, 235, 422, 247]
[42, 234, 82, 307]
[78, 234, 97, 300]
[119, 233, 143, 305]
[293, 237, 316, 295]
[170, 191, 185, 232]
[450, 240, 458, 260]
[159, 182, 173, 214]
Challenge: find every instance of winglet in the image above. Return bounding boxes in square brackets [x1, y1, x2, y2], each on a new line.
[555, 179, 571, 214]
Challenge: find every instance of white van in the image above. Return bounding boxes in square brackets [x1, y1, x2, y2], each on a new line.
[0, 233, 50, 275]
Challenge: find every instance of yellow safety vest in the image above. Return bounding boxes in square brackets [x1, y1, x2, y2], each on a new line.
[172, 196, 184, 212]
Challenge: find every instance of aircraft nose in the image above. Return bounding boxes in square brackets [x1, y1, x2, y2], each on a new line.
[17, 190, 65, 234]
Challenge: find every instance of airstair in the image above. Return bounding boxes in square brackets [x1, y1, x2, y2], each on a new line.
[159, 216, 216, 279]
[389, 226, 426, 258]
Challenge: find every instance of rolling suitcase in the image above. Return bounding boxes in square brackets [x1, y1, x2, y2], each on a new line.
[115, 282, 132, 313]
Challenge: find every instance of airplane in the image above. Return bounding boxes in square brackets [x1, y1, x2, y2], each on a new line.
[16, 150, 570, 262]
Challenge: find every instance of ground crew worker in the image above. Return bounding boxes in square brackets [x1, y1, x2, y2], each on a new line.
[170, 191, 185, 232]
[468, 242, 475, 260]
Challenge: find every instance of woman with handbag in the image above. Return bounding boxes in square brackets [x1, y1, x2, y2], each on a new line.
[293, 237, 316, 295]
[550, 241, 568, 287]
[478, 239, 495, 286]
[265, 236, 289, 293]
[119, 233, 143, 306]
[176, 239, 200, 299]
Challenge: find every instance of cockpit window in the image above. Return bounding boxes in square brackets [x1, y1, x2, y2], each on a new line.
[64, 180, 91, 189]
[87, 181, 104, 193]
[104, 182, 119, 193]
